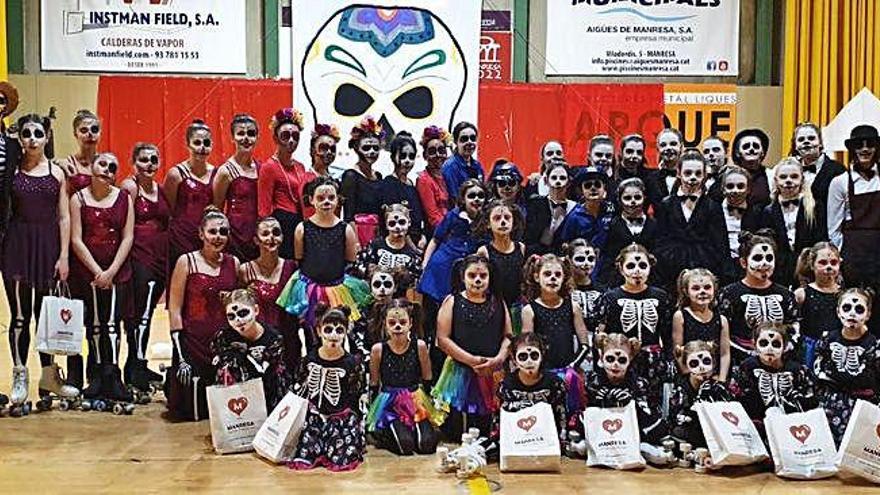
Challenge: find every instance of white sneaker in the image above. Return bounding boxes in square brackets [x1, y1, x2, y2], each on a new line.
[11, 365, 28, 405]
[39, 363, 80, 399]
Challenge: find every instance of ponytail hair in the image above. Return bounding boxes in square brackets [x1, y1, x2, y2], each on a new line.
[795, 241, 839, 286]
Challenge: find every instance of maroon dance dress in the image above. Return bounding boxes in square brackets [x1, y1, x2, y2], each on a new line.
[243, 259, 299, 368]
[132, 186, 170, 278]
[221, 160, 258, 261]
[168, 163, 214, 269]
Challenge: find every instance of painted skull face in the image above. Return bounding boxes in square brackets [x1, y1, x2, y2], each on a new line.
[746, 243, 775, 280]
[92, 153, 119, 184]
[590, 142, 614, 170]
[657, 130, 682, 166]
[463, 261, 490, 296]
[357, 136, 381, 164]
[256, 221, 282, 251]
[537, 261, 565, 294]
[723, 172, 749, 204]
[686, 349, 714, 379]
[201, 218, 230, 252]
[620, 252, 650, 286]
[570, 245, 597, 276]
[385, 211, 410, 238]
[542, 141, 565, 167]
[794, 127, 821, 160]
[580, 177, 606, 202]
[838, 293, 870, 329]
[701, 138, 726, 172]
[319, 321, 347, 348]
[226, 301, 257, 334]
[233, 122, 258, 153]
[188, 129, 213, 158]
[423, 138, 448, 168]
[547, 166, 569, 190]
[678, 159, 705, 192]
[854, 140, 877, 168]
[488, 205, 513, 235]
[737, 136, 764, 166]
[455, 126, 478, 158]
[621, 139, 645, 171]
[302, 7, 466, 143]
[463, 186, 486, 214]
[514, 345, 543, 375]
[601, 346, 631, 380]
[493, 174, 520, 201]
[687, 275, 715, 307]
[370, 271, 396, 300]
[395, 143, 417, 175]
[312, 185, 338, 212]
[313, 135, 337, 166]
[134, 148, 160, 177]
[385, 307, 411, 337]
[76, 117, 101, 146]
[619, 185, 645, 217]
[813, 247, 840, 280]
[276, 123, 301, 153]
[774, 163, 803, 200]
[755, 328, 784, 363]
[19, 122, 49, 152]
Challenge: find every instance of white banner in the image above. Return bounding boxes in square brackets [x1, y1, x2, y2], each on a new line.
[40, 0, 247, 74]
[290, 1, 481, 175]
[545, 0, 740, 76]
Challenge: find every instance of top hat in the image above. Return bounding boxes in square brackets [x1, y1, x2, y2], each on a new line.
[844, 124, 880, 151]
[733, 128, 770, 153]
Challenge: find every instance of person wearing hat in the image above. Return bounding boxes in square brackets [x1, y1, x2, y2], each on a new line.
[557, 164, 615, 251]
[788, 122, 845, 211]
[487, 159, 526, 218]
[732, 128, 773, 209]
[828, 124, 880, 300]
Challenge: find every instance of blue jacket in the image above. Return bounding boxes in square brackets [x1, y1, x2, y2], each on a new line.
[441, 153, 484, 201]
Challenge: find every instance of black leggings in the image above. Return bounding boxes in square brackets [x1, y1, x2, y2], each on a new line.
[123, 261, 166, 365]
[440, 410, 493, 442]
[82, 284, 125, 383]
[375, 420, 438, 456]
[3, 277, 49, 367]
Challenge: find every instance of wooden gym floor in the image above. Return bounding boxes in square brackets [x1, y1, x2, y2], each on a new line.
[0, 296, 877, 493]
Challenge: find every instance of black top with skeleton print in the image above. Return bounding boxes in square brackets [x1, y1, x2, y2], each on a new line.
[355, 236, 422, 284]
[572, 284, 602, 331]
[730, 356, 817, 419]
[498, 373, 568, 438]
[597, 286, 672, 348]
[717, 281, 798, 355]
[211, 324, 293, 411]
[295, 350, 364, 415]
[814, 330, 879, 393]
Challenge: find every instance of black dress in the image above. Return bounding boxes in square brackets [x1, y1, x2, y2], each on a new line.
[377, 175, 426, 242]
[486, 243, 525, 308]
[340, 168, 384, 222]
[452, 293, 505, 358]
[654, 195, 728, 290]
[681, 308, 723, 345]
[530, 298, 577, 369]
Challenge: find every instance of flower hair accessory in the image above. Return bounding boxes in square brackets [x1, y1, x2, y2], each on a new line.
[312, 123, 341, 142]
[270, 107, 304, 132]
[421, 125, 451, 146]
[350, 116, 386, 142]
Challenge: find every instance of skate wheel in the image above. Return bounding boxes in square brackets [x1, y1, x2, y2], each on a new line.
[112, 403, 124, 415]
[36, 400, 50, 412]
[81, 400, 92, 411]
[22, 403, 31, 415]
[10, 406, 22, 417]
[58, 400, 70, 411]
[94, 400, 107, 412]
[124, 404, 135, 415]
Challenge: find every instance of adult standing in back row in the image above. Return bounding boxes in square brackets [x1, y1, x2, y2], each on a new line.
[442, 122, 483, 202]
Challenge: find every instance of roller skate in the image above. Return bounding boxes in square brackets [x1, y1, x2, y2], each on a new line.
[565, 430, 587, 458]
[436, 428, 493, 479]
[9, 365, 32, 417]
[35, 363, 81, 412]
[677, 442, 713, 473]
[0, 392, 7, 416]
[103, 365, 135, 414]
[640, 440, 677, 467]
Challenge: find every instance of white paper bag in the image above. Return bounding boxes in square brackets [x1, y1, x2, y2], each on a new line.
[836, 399, 880, 484]
[584, 402, 645, 470]
[695, 401, 768, 466]
[499, 402, 561, 472]
[765, 407, 837, 479]
[35, 284, 84, 356]
[252, 392, 309, 464]
[207, 378, 267, 454]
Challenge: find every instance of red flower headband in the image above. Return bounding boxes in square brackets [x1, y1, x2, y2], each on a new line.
[270, 107, 304, 132]
[350, 116, 386, 141]
[312, 123, 341, 142]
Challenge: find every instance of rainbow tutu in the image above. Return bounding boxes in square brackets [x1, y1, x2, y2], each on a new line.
[276, 271, 371, 326]
[366, 386, 444, 431]
[551, 366, 586, 423]
[431, 358, 501, 418]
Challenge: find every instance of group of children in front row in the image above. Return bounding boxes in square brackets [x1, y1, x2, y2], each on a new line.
[198, 172, 878, 473]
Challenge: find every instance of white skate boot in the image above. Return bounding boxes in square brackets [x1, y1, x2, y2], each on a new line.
[39, 363, 80, 399]
[10, 365, 29, 405]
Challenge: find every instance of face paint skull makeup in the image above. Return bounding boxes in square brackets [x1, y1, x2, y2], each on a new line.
[794, 127, 821, 160]
[774, 164, 803, 200]
[357, 136, 381, 164]
[723, 173, 749, 205]
[370, 271, 396, 300]
[581, 178, 606, 202]
[385, 212, 410, 238]
[542, 141, 564, 166]
[312, 185, 338, 212]
[657, 130, 682, 166]
[313, 135, 337, 166]
[813, 248, 840, 280]
[537, 261, 565, 294]
[226, 303, 257, 334]
[621, 252, 650, 287]
[256, 222, 283, 251]
[620, 186, 645, 218]
[590, 143, 614, 170]
[686, 350, 714, 378]
[135, 150, 160, 177]
[302, 7, 467, 143]
[463, 262, 490, 296]
[488, 205, 513, 235]
[738, 136, 764, 166]
[19, 123, 49, 152]
[755, 328, 785, 365]
[456, 128, 478, 158]
[746, 243, 775, 281]
[514, 345, 542, 375]
[233, 123, 258, 152]
[202, 218, 230, 252]
[464, 187, 485, 214]
[838, 294, 870, 330]
[621, 140, 645, 171]
[602, 347, 631, 381]
[687, 275, 715, 308]
[385, 308, 411, 337]
[395, 143, 416, 174]
[319, 322, 348, 348]
[547, 167, 569, 190]
[678, 160, 705, 193]
[570, 246, 597, 275]
[77, 118, 101, 145]
[189, 129, 213, 157]
[702, 138, 726, 171]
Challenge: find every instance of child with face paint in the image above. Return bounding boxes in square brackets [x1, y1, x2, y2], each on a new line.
[120, 143, 170, 392]
[814, 288, 880, 445]
[520, 254, 589, 427]
[525, 140, 565, 198]
[788, 122, 844, 210]
[308, 123, 340, 182]
[432, 254, 512, 439]
[718, 166, 764, 285]
[239, 217, 299, 371]
[656, 128, 684, 198]
[475, 199, 526, 331]
[211, 288, 292, 411]
[356, 203, 423, 286]
[341, 116, 385, 247]
[276, 176, 370, 329]
[378, 131, 426, 247]
[793, 242, 842, 368]
[3, 113, 76, 409]
[352, 266, 403, 368]
[596, 244, 674, 403]
[585, 333, 671, 454]
[415, 126, 451, 236]
[598, 178, 658, 287]
[164, 120, 216, 277]
[62, 109, 100, 195]
[488, 161, 526, 218]
[257, 108, 308, 259]
[731, 128, 773, 209]
[367, 299, 441, 456]
[292, 305, 366, 471]
[166, 207, 239, 421]
[441, 121, 484, 202]
[496, 333, 568, 446]
[525, 162, 578, 256]
[761, 157, 827, 289]
[557, 165, 615, 253]
[668, 340, 733, 448]
[729, 323, 818, 438]
[213, 114, 260, 262]
[70, 152, 135, 402]
[717, 230, 798, 365]
[654, 149, 728, 290]
[565, 238, 603, 332]
[701, 135, 729, 196]
[672, 269, 731, 382]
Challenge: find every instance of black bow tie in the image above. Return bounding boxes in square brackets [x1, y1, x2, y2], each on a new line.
[858, 168, 877, 180]
[727, 204, 747, 215]
[551, 200, 567, 211]
[625, 216, 645, 226]
[678, 194, 699, 203]
[802, 163, 816, 174]
[780, 198, 800, 209]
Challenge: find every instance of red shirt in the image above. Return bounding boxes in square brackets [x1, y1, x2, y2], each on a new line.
[257, 155, 308, 218]
[416, 170, 449, 228]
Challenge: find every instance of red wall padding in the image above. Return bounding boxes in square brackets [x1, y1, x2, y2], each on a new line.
[97, 76, 665, 180]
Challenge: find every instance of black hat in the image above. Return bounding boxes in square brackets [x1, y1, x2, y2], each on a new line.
[844, 125, 880, 151]
[733, 128, 770, 153]
[572, 164, 608, 189]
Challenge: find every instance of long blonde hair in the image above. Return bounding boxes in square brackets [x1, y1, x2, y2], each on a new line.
[772, 157, 817, 228]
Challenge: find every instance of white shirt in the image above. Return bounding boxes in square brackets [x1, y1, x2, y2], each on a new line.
[827, 165, 880, 248]
[624, 215, 646, 236]
[782, 202, 799, 249]
[722, 199, 742, 259]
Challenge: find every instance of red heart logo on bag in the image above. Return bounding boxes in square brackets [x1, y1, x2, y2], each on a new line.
[602, 418, 623, 435]
[278, 405, 290, 421]
[60, 308, 72, 324]
[227, 397, 249, 416]
[789, 424, 812, 444]
[517, 415, 537, 432]
[722, 411, 740, 426]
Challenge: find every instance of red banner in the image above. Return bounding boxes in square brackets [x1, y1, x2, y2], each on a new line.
[97, 77, 665, 180]
[479, 33, 512, 83]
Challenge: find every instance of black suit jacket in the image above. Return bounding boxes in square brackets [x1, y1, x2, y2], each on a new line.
[655, 194, 728, 289]
[761, 199, 828, 288]
[719, 203, 765, 285]
[809, 154, 846, 211]
[597, 215, 659, 286]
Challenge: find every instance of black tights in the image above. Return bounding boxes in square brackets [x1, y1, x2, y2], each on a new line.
[123, 261, 165, 368]
[440, 410, 493, 442]
[83, 284, 124, 385]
